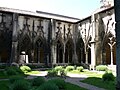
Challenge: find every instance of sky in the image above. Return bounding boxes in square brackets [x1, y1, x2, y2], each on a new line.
[0, 0, 101, 19]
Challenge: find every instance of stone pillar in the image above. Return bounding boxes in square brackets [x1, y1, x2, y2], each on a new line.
[110, 46, 113, 65]
[10, 13, 18, 64]
[80, 48, 83, 63]
[63, 43, 65, 63]
[38, 47, 40, 63]
[72, 24, 78, 64]
[52, 45, 56, 64]
[51, 19, 57, 65]
[114, 0, 120, 89]
[90, 14, 96, 70]
[85, 51, 88, 64]
[91, 43, 96, 70]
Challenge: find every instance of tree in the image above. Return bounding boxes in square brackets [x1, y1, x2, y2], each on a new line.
[114, 0, 120, 89]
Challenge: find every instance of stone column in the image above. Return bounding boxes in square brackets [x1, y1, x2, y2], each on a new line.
[52, 45, 56, 64]
[85, 51, 88, 64]
[80, 48, 83, 63]
[63, 43, 65, 63]
[91, 43, 95, 70]
[51, 19, 57, 65]
[38, 47, 40, 63]
[90, 14, 96, 70]
[10, 13, 18, 64]
[114, 0, 120, 89]
[72, 24, 78, 64]
[108, 40, 116, 65]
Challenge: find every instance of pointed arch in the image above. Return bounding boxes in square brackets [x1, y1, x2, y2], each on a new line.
[76, 37, 85, 63]
[56, 39, 63, 63]
[65, 39, 74, 63]
[34, 37, 47, 63]
[18, 34, 32, 63]
[104, 34, 116, 65]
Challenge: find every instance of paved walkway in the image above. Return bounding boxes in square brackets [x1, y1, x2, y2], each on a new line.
[26, 71, 106, 90]
[65, 77, 106, 90]
[0, 71, 106, 90]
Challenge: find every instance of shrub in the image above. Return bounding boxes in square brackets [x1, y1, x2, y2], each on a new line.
[48, 78, 66, 89]
[59, 69, 66, 77]
[54, 66, 63, 72]
[11, 79, 30, 90]
[65, 66, 74, 72]
[0, 64, 6, 69]
[47, 69, 58, 77]
[9, 76, 24, 83]
[4, 67, 18, 76]
[14, 67, 24, 74]
[102, 72, 115, 81]
[76, 66, 84, 72]
[32, 77, 46, 86]
[36, 82, 59, 90]
[96, 65, 108, 71]
[20, 65, 31, 73]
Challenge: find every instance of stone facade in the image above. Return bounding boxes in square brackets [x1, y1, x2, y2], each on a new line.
[0, 6, 115, 67]
[78, 6, 115, 68]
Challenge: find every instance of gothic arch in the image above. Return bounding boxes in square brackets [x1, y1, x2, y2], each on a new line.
[34, 37, 47, 63]
[18, 34, 32, 63]
[104, 34, 116, 65]
[0, 31, 12, 63]
[65, 39, 73, 63]
[56, 39, 63, 63]
[76, 38, 85, 63]
[0, 13, 12, 63]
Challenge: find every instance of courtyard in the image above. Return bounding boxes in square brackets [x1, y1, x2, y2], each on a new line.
[0, 64, 116, 90]
[0, 0, 120, 89]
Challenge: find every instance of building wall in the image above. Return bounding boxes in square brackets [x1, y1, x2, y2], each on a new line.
[78, 7, 115, 66]
[0, 6, 116, 67]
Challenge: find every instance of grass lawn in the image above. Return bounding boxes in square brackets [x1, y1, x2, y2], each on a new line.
[66, 82, 87, 90]
[25, 71, 41, 75]
[68, 69, 103, 77]
[0, 66, 115, 90]
[68, 69, 116, 90]
[81, 77, 116, 90]
[0, 80, 9, 90]
[0, 79, 87, 90]
[0, 71, 8, 79]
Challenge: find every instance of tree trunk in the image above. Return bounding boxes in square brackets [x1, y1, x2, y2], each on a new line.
[114, 0, 120, 89]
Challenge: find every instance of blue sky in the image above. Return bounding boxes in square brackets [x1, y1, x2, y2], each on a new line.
[0, 0, 101, 19]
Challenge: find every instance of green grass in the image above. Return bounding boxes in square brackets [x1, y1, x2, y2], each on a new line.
[68, 69, 103, 78]
[0, 71, 8, 79]
[66, 82, 87, 90]
[81, 77, 116, 90]
[80, 71, 103, 77]
[67, 69, 116, 90]
[0, 69, 39, 79]
[0, 79, 87, 90]
[0, 80, 9, 90]
[25, 71, 40, 75]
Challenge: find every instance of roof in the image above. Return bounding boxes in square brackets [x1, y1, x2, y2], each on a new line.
[76, 6, 114, 24]
[0, 7, 80, 23]
[91, 5, 114, 15]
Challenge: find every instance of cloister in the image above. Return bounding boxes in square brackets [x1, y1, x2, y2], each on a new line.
[0, 6, 115, 70]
